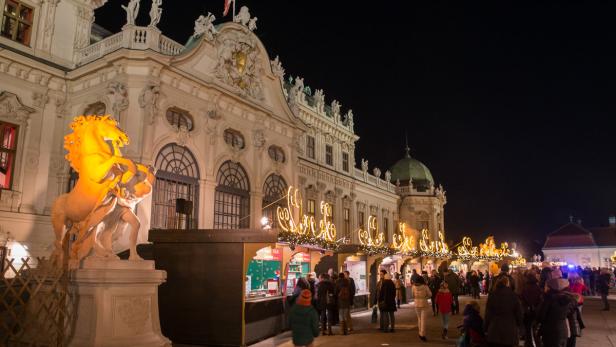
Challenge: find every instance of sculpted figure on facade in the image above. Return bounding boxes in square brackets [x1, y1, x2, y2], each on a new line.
[313, 89, 325, 114]
[361, 158, 369, 173]
[248, 17, 258, 32]
[193, 13, 218, 41]
[271, 56, 285, 81]
[330, 100, 341, 120]
[138, 83, 160, 125]
[149, 0, 163, 28]
[51, 115, 155, 268]
[292, 76, 305, 103]
[107, 81, 129, 120]
[373, 167, 381, 178]
[122, 0, 140, 26]
[74, 6, 94, 49]
[233, 6, 251, 26]
[252, 129, 265, 149]
[344, 109, 354, 129]
[385, 170, 392, 182]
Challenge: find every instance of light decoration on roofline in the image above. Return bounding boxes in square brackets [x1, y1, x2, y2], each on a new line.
[478, 236, 512, 261]
[419, 229, 450, 258]
[456, 236, 479, 261]
[276, 186, 340, 251]
[358, 216, 390, 255]
[391, 223, 419, 257]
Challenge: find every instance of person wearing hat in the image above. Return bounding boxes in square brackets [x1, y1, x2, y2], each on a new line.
[485, 276, 523, 347]
[536, 278, 577, 347]
[288, 289, 320, 347]
[489, 263, 516, 293]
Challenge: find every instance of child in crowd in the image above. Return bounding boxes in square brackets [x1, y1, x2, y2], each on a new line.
[435, 282, 453, 339]
[288, 289, 320, 347]
[460, 301, 486, 347]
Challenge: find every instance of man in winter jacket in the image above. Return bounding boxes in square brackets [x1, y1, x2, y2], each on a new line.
[336, 273, 352, 335]
[597, 269, 612, 311]
[344, 270, 356, 331]
[316, 273, 335, 335]
[376, 271, 397, 332]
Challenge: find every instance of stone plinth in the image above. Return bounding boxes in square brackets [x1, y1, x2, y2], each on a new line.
[68, 259, 171, 347]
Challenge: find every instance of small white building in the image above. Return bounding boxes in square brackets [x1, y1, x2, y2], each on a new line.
[542, 217, 616, 269]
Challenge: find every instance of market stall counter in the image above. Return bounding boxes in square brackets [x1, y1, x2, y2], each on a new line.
[149, 229, 283, 347]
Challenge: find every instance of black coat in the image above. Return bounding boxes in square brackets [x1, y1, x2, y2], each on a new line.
[484, 286, 523, 346]
[316, 280, 335, 310]
[537, 290, 576, 347]
[377, 279, 397, 312]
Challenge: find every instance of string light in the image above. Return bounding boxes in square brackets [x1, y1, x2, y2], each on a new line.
[276, 186, 340, 251]
[392, 223, 416, 254]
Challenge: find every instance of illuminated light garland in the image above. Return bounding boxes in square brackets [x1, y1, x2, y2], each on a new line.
[457, 237, 478, 258]
[478, 236, 512, 259]
[419, 229, 450, 257]
[392, 223, 416, 254]
[276, 186, 340, 251]
[358, 216, 384, 247]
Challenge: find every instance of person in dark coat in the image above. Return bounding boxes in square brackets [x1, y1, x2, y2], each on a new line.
[343, 270, 356, 332]
[429, 270, 442, 316]
[536, 278, 576, 347]
[520, 273, 543, 347]
[470, 271, 481, 299]
[484, 276, 523, 347]
[443, 269, 461, 314]
[597, 269, 611, 311]
[335, 272, 352, 335]
[490, 263, 516, 293]
[375, 270, 397, 332]
[288, 289, 320, 347]
[316, 273, 335, 335]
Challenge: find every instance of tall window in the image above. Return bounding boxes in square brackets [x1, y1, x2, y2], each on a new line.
[417, 211, 429, 231]
[307, 199, 316, 217]
[215, 161, 250, 229]
[262, 174, 287, 226]
[342, 152, 349, 172]
[152, 144, 200, 229]
[358, 211, 365, 229]
[224, 129, 245, 149]
[325, 145, 333, 166]
[306, 136, 315, 159]
[166, 107, 194, 131]
[0, 122, 18, 189]
[343, 208, 350, 238]
[1, 1, 33, 46]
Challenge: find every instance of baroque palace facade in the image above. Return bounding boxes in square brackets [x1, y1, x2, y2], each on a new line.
[0, 0, 446, 260]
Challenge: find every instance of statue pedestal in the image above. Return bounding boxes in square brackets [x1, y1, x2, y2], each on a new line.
[68, 259, 171, 347]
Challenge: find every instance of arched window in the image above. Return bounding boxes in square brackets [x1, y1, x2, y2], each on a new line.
[267, 145, 285, 163]
[214, 161, 250, 229]
[83, 102, 106, 116]
[166, 107, 194, 131]
[223, 129, 245, 149]
[262, 174, 287, 226]
[152, 144, 200, 229]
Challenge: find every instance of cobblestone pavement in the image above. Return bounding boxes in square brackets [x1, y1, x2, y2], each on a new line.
[249, 295, 616, 347]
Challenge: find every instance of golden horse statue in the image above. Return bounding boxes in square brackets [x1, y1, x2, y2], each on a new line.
[51, 115, 155, 267]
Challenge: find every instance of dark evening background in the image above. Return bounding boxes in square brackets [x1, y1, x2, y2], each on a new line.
[96, 1, 616, 254]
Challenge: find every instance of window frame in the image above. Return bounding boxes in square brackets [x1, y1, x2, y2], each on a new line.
[0, 121, 18, 190]
[307, 199, 316, 217]
[214, 160, 251, 229]
[267, 145, 286, 163]
[306, 135, 315, 159]
[224, 128, 246, 149]
[343, 207, 350, 238]
[1, 0, 34, 46]
[165, 107, 194, 131]
[342, 151, 349, 172]
[325, 144, 333, 166]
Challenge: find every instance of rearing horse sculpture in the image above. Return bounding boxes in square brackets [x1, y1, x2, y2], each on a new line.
[51, 115, 154, 267]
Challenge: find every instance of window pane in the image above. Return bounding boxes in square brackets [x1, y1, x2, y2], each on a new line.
[16, 21, 30, 45]
[19, 5, 32, 22]
[1, 17, 15, 39]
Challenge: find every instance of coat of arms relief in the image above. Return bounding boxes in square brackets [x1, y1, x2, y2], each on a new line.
[214, 30, 264, 100]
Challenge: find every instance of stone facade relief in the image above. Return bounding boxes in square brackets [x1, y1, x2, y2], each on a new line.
[313, 89, 325, 114]
[122, 0, 140, 27]
[107, 81, 129, 121]
[138, 83, 160, 125]
[214, 30, 264, 100]
[270, 56, 285, 81]
[192, 13, 218, 41]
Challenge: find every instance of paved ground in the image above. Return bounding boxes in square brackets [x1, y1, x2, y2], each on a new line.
[249, 295, 616, 347]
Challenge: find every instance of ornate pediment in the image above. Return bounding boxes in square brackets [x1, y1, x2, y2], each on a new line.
[214, 27, 264, 100]
[0, 91, 35, 125]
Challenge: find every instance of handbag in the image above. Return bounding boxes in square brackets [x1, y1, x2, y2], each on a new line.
[371, 306, 378, 323]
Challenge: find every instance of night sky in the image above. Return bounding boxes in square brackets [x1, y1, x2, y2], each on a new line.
[96, 1, 616, 254]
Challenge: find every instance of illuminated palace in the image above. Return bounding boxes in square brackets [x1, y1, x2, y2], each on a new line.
[0, 2, 446, 275]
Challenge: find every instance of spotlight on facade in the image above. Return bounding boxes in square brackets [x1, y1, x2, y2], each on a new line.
[260, 216, 271, 230]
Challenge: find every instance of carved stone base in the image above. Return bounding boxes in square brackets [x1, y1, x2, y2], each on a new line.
[68, 259, 171, 347]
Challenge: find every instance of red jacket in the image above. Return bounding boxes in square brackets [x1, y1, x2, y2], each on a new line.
[435, 290, 453, 314]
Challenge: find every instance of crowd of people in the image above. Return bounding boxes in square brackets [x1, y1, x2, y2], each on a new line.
[285, 263, 614, 347]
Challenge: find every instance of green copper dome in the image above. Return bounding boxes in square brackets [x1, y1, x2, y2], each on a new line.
[389, 148, 434, 190]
